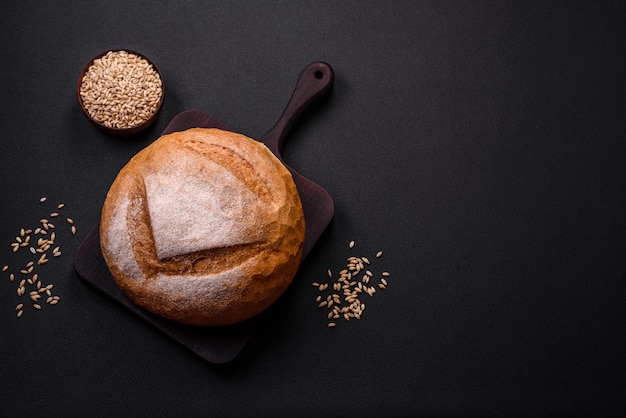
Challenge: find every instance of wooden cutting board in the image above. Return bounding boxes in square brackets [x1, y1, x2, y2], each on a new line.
[73, 62, 335, 364]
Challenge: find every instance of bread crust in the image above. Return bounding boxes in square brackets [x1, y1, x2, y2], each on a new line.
[100, 128, 305, 326]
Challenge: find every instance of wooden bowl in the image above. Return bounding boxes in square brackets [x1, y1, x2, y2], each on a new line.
[77, 49, 164, 136]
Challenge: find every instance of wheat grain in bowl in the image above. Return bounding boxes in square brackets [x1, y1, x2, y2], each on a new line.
[78, 50, 164, 135]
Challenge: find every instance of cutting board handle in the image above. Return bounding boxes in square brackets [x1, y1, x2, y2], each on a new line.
[261, 62, 334, 156]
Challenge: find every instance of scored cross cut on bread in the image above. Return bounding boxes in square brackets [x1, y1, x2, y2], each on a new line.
[100, 127, 306, 326]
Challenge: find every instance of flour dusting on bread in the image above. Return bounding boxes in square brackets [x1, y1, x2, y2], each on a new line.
[143, 148, 265, 261]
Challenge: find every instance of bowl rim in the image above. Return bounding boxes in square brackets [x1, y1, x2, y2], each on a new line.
[76, 49, 165, 136]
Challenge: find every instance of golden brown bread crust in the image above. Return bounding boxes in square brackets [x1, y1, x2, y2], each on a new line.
[99, 127, 305, 326]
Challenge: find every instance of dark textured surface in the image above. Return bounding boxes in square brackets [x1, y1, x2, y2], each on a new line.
[1, 1, 625, 416]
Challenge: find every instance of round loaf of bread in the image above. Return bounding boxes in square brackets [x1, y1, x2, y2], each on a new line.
[99, 127, 305, 326]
